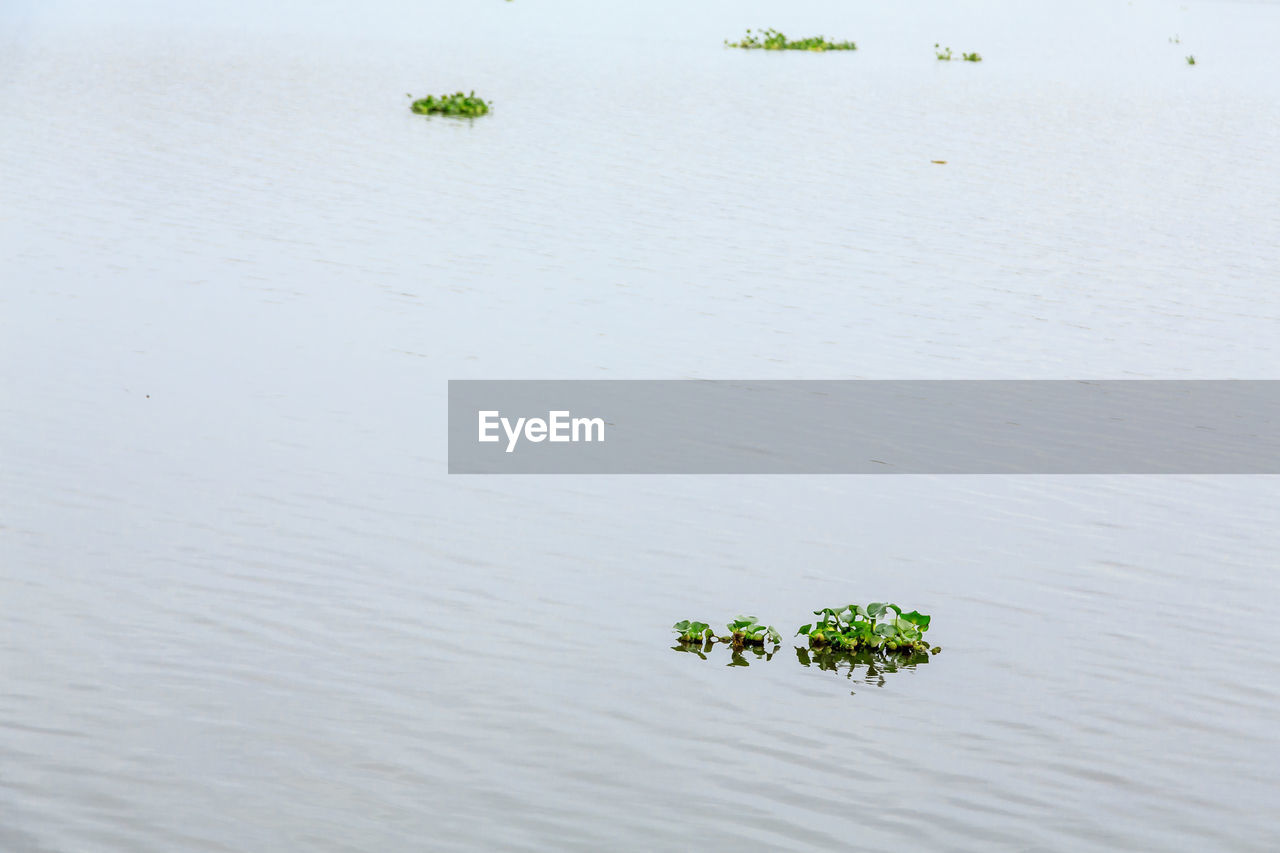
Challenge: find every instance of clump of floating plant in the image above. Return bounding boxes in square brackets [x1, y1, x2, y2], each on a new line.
[672, 620, 715, 644]
[1186, 55, 1196, 65]
[672, 616, 781, 648]
[797, 602, 940, 656]
[671, 616, 781, 665]
[935, 44, 982, 62]
[671, 607, 937, 679]
[722, 615, 782, 648]
[725, 28, 857, 52]
[409, 91, 490, 117]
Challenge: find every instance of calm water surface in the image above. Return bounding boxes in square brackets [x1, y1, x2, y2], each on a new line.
[2, 0, 1279, 850]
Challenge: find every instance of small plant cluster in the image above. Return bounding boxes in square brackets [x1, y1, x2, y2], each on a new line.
[797, 602, 939, 655]
[672, 620, 714, 643]
[673, 605, 939, 682]
[672, 616, 782, 648]
[1169, 35, 1197, 64]
[935, 44, 981, 62]
[675, 604, 938, 656]
[725, 29, 857, 52]
[409, 91, 490, 117]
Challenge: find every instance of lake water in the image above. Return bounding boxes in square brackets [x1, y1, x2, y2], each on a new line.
[2, 0, 1279, 849]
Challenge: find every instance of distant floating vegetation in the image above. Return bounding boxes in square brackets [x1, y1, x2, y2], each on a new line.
[798, 602, 939, 655]
[935, 44, 982, 62]
[409, 91, 490, 117]
[672, 603, 939, 665]
[725, 28, 857, 52]
[1186, 55, 1197, 65]
[673, 616, 782, 649]
[673, 604, 939, 687]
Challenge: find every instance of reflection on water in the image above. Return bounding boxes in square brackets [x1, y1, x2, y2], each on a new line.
[672, 641, 931, 688]
[796, 646, 931, 693]
[671, 640, 779, 666]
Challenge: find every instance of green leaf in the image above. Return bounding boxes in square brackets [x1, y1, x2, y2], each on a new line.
[797, 624, 812, 635]
[875, 622, 897, 637]
[868, 602, 888, 617]
[673, 620, 689, 631]
[900, 611, 931, 631]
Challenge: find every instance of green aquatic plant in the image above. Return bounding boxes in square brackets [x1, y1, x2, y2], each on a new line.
[409, 91, 490, 117]
[670, 606, 939, 682]
[722, 615, 782, 647]
[797, 602, 939, 656]
[671, 620, 714, 644]
[935, 44, 981, 62]
[725, 29, 857, 52]
[1186, 55, 1196, 65]
[673, 616, 780, 647]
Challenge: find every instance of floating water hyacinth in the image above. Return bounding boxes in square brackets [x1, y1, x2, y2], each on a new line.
[725, 28, 857, 52]
[673, 605, 937, 657]
[672, 606, 939, 681]
[935, 44, 982, 62]
[672, 616, 781, 649]
[722, 615, 782, 647]
[409, 91, 490, 117]
[797, 602, 940, 655]
[672, 620, 714, 644]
